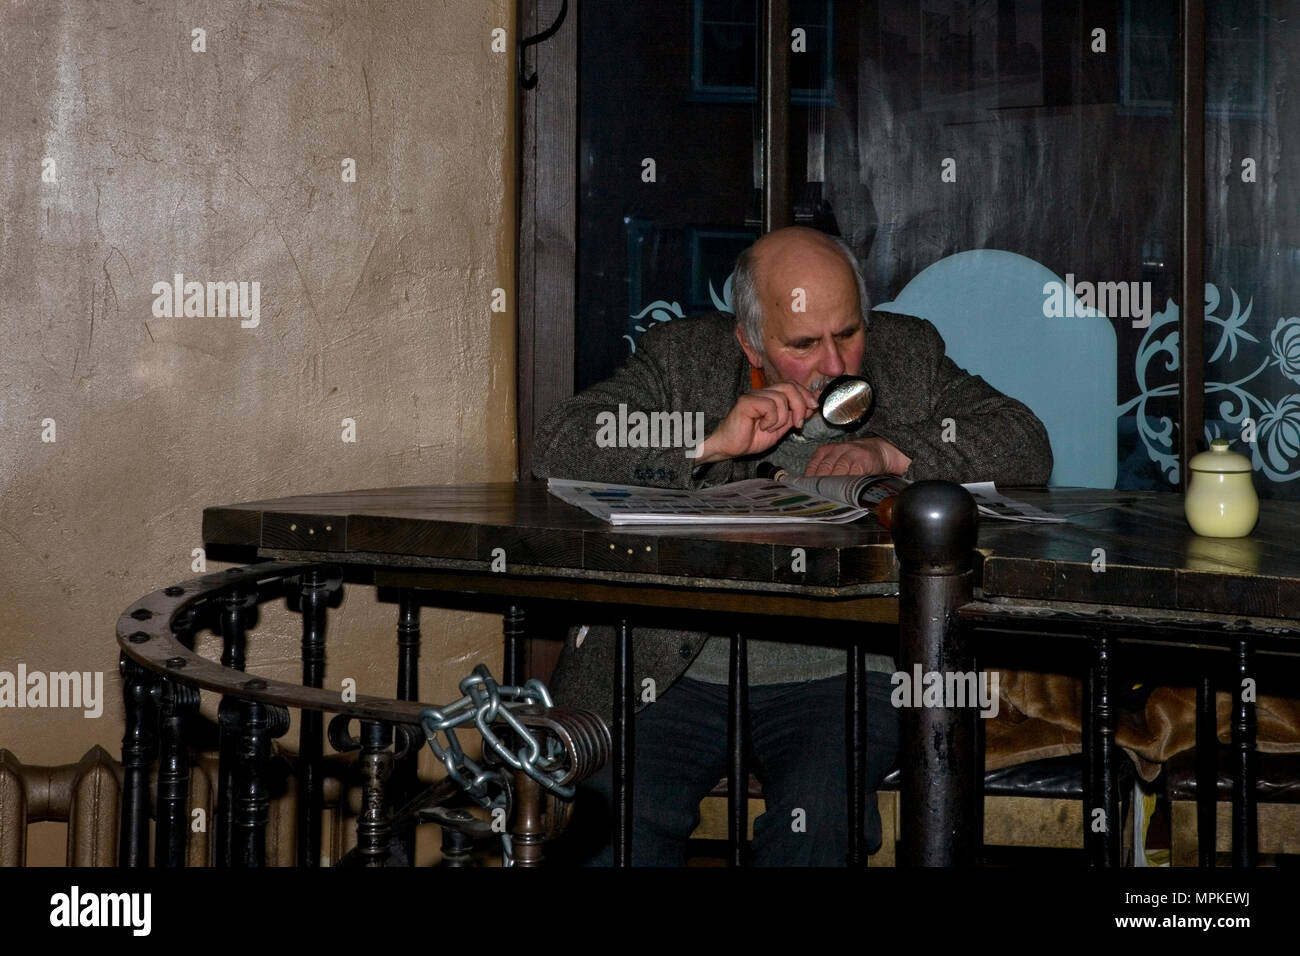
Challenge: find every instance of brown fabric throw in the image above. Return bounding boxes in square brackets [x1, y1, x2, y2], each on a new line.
[985, 669, 1300, 781]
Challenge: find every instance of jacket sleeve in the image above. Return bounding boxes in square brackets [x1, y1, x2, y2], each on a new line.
[529, 321, 733, 489]
[883, 319, 1054, 486]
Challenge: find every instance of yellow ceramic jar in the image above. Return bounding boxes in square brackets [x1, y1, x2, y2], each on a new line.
[1184, 438, 1258, 537]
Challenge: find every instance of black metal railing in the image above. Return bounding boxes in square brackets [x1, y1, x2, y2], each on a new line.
[116, 561, 608, 867]
[894, 480, 1299, 868]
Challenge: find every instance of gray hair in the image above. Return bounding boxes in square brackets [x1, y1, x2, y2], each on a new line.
[732, 236, 871, 354]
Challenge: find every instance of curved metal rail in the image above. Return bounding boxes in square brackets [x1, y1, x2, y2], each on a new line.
[115, 561, 608, 867]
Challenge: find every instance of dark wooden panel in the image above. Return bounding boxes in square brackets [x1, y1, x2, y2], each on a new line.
[1277, 577, 1300, 618]
[981, 554, 1054, 598]
[761, 0, 791, 231]
[1054, 560, 1177, 609]
[772, 543, 841, 588]
[657, 537, 774, 582]
[201, 484, 1300, 613]
[838, 545, 901, 591]
[261, 512, 346, 552]
[347, 515, 477, 560]
[1180, 0, 1207, 485]
[373, 568, 902, 623]
[475, 525, 584, 568]
[1176, 570, 1280, 619]
[585, 532, 660, 575]
[517, 0, 578, 480]
[201, 507, 260, 548]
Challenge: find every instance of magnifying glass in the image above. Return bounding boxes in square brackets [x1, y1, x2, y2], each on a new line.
[818, 375, 873, 429]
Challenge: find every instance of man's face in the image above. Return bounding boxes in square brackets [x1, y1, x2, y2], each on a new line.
[736, 244, 865, 396]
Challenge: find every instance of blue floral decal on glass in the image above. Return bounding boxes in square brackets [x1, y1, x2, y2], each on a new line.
[1120, 283, 1300, 485]
[624, 273, 734, 352]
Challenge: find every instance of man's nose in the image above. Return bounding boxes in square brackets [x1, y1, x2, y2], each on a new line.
[817, 338, 846, 377]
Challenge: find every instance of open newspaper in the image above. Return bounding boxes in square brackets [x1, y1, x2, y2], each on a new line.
[547, 474, 1064, 526]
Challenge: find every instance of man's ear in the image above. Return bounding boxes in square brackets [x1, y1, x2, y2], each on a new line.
[734, 323, 764, 369]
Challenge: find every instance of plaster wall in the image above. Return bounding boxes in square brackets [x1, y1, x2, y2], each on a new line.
[0, 0, 517, 863]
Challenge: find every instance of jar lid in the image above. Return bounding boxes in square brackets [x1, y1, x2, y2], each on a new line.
[1188, 438, 1253, 474]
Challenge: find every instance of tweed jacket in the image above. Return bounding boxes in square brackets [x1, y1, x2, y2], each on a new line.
[530, 309, 1053, 720]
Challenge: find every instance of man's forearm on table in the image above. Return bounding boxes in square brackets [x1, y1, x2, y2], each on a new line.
[533, 406, 729, 488]
[891, 405, 1052, 485]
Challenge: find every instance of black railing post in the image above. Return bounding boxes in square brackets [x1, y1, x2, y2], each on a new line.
[394, 589, 422, 863]
[1232, 636, 1258, 867]
[118, 653, 157, 868]
[296, 567, 339, 868]
[153, 678, 198, 867]
[215, 587, 254, 867]
[893, 481, 978, 867]
[613, 618, 634, 867]
[727, 632, 750, 867]
[233, 692, 289, 867]
[356, 719, 395, 867]
[504, 603, 525, 686]
[1195, 675, 1217, 866]
[1086, 618, 1120, 866]
[846, 643, 868, 866]
[512, 768, 546, 867]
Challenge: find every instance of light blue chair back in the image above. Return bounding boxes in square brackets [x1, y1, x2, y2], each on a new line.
[877, 250, 1117, 488]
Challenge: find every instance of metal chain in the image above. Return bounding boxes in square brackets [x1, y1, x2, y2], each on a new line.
[419, 664, 572, 866]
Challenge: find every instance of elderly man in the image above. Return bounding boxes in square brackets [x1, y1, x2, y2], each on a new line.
[532, 227, 1052, 865]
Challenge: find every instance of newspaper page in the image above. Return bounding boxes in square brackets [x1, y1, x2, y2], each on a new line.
[546, 478, 867, 525]
[962, 482, 1066, 523]
[547, 477, 1065, 526]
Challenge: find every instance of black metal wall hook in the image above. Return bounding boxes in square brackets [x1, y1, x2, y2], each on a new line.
[519, 0, 568, 90]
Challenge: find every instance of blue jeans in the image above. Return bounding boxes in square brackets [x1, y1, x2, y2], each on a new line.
[561, 671, 899, 866]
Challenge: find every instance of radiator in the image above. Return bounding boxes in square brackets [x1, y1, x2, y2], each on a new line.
[0, 746, 355, 866]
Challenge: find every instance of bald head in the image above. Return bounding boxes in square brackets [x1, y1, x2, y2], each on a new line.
[730, 227, 870, 395]
[733, 227, 869, 355]
[749, 226, 855, 285]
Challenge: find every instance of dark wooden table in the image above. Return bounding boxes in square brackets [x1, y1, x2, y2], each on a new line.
[202, 482, 1300, 866]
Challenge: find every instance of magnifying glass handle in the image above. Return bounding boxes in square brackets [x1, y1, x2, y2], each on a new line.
[875, 495, 898, 529]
